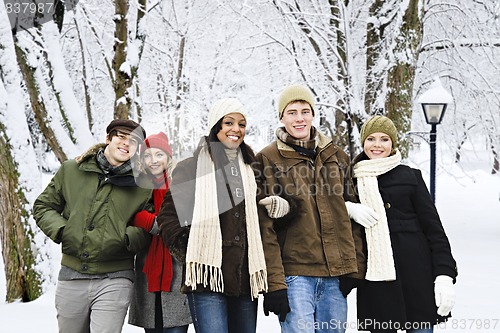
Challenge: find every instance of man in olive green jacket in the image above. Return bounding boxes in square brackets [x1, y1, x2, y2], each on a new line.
[33, 119, 153, 333]
[256, 84, 371, 333]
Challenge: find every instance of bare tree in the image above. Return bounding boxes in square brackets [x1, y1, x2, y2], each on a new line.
[267, 0, 423, 158]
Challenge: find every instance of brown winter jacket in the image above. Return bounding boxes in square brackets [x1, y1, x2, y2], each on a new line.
[157, 148, 253, 297]
[255, 131, 366, 292]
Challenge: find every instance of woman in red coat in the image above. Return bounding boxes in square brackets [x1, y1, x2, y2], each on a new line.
[350, 116, 457, 333]
[128, 132, 191, 333]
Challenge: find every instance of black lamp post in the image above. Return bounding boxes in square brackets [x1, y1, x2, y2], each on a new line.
[417, 79, 452, 203]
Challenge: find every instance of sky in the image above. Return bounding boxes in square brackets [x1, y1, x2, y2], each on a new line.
[0, 142, 499, 333]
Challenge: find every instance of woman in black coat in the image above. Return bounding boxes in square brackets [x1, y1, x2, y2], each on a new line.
[350, 116, 457, 333]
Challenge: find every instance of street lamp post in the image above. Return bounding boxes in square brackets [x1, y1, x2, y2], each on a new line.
[416, 79, 453, 203]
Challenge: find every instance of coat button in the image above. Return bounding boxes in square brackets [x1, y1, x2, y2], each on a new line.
[385, 202, 391, 209]
[82, 251, 89, 258]
[88, 225, 95, 231]
[234, 236, 240, 241]
[234, 212, 240, 218]
[82, 264, 88, 271]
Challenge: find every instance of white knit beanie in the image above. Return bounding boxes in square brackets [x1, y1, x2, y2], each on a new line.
[208, 98, 247, 131]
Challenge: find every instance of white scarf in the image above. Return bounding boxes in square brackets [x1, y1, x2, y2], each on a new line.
[185, 144, 268, 299]
[353, 150, 401, 281]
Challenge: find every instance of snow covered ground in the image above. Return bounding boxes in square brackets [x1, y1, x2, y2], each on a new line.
[1, 146, 499, 332]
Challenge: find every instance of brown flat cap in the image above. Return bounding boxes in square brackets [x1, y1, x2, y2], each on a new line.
[106, 119, 146, 141]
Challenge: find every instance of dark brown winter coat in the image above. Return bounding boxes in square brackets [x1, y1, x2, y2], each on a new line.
[255, 132, 366, 293]
[356, 164, 458, 329]
[157, 148, 253, 297]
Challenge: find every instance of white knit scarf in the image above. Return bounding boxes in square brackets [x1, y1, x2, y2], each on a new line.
[353, 150, 402, 281]
[185, 144, 268, 299]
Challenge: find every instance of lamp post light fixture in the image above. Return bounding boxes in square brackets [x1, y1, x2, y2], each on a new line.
[416, 78, 453, 203]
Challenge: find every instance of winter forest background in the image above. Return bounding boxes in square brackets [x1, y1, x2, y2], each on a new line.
[0, 0, 499, 314]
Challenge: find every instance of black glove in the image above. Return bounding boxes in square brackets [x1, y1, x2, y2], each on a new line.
[339, 277, 365, 298]
[263, 289, 290, 322]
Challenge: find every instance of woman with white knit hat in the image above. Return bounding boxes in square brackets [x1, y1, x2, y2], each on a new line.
[348, 115, 457, 333]
[156, 98, 268, 333]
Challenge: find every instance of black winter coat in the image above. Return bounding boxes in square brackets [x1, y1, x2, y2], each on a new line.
[356, 165, 457, 330]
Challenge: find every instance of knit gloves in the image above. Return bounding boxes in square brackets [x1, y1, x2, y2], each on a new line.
[434, 275, 455, 316]
[345, 201, 380, 228]
[259, 196, 290, 219]
[263, 289, 291, 322]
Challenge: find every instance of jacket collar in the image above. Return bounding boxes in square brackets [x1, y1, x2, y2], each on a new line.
[276, 130, 337, 159]
[75, 143, 107, 164]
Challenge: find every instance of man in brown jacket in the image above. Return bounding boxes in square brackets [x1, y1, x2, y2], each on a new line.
[256, 84, 375, 332]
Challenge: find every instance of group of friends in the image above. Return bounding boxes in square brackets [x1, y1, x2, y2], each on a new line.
[33, 84, 457, 333]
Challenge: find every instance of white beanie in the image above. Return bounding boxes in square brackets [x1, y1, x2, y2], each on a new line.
[208, 98, 247, 131]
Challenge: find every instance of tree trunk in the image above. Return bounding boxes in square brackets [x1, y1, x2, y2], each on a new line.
[173, 35, 187, 156]
[492, 150, 499, 175]
[329, 0, 355, 159]
[489, 134, 499, 174]
[385, 0, 422, 158]
[0, 126, 43, 302]
[131, 0, 148, 122]
[113, 0, 131, 120]
[74, 17, 93, 130]
[14, 43, 67, 163]
[365, 0, 386, 115]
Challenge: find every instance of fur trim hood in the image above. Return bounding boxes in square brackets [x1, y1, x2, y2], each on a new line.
[75, 143, 106, 164]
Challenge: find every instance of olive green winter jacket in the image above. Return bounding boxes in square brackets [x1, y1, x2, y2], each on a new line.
[33, 144, 153, 274]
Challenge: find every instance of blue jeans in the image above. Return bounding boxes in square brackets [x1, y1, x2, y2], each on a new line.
[187, 292, 257, 333]
[280, 276, 347, 333]
[145, 326, 189, 333]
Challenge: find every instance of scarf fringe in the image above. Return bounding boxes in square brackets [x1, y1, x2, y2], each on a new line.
[185, 261, 224, 293]
[250, 269, 268, 300]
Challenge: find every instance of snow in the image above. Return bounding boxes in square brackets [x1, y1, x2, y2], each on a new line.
[2, 0, 499, 330]
[40, 21, 95, 150]
[417, 78, 454, 105]
[1, 144, 499, 332]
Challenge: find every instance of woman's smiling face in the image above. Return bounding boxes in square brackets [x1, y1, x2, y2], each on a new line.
[142, 147, 170, 178]
[216, 113, 247, 149]
[363, 132, 393, 159]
